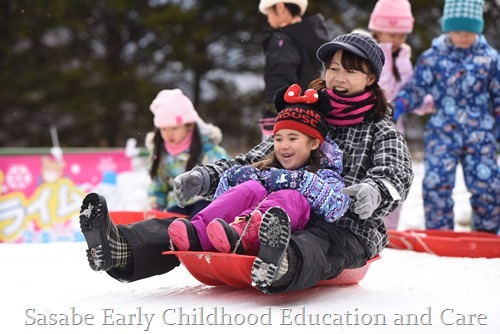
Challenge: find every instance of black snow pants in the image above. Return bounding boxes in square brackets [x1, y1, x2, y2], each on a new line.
[266, 221, 371, 294]
[106, 217, 370, 294]
[107, 217, 180, 282]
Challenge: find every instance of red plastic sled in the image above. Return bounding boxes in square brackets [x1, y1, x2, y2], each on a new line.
[388, 229, 500, 258]
[109, 210, 185, 225]
[109, 211, 380, 289]
[163, 250, 380, 289]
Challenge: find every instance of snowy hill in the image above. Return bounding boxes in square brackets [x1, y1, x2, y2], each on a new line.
[2, 162, 499, 334]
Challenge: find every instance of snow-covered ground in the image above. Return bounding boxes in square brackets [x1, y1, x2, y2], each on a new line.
[2, 161, 499, 334]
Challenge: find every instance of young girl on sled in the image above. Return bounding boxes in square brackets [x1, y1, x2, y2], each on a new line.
[78, 33, 413, 295]
[167, 83, 351, 255]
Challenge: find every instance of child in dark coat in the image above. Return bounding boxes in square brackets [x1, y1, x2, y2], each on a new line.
[257, 0, 329, 139]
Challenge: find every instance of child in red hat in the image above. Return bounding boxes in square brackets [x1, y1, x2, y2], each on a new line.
[167, 84, 351, 255]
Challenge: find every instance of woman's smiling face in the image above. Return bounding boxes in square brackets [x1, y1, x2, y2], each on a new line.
[324, 50, 375, 96]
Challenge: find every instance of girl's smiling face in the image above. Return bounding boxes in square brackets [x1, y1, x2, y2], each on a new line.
[273, 129, 319, 170]
[324, 50, 376, 96]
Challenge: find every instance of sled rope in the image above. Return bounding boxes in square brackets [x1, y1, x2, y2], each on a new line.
[409, 231, 436, 255]
[231, 215, 251, 253]
[390, 234, 414, 250]
[231, 197, 267, 254]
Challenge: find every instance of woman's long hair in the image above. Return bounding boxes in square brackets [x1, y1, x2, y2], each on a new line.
[149, 124, 202, 179]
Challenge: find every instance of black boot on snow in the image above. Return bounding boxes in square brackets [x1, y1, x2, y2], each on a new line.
[79, 193, 130, 271]
[251, 207, 291, 292]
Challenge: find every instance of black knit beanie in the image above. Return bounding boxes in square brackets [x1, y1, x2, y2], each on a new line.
[316, 32, 385, 81]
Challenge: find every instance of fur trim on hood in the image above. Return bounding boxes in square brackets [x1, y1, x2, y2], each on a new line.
[144, 131, 155, 153]
[197, 119, 223, 145]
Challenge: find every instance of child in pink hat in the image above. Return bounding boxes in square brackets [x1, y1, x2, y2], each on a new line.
[368, 0, 415, 109]
[146, 89, 230, 216]
[363, 0, 434, 230]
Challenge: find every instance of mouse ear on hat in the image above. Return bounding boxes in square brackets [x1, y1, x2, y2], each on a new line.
[284, 84, 319, 104]
[273, 85, 290, 113]
[274, 83, 323, 113]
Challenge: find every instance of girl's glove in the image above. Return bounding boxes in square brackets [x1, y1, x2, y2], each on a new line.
[413, 94, 436, 116]
[342, 183, 381, 219]
[173, 170, 209, 208]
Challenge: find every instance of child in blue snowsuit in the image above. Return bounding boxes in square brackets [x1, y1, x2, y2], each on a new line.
[393, 0, 500, 233]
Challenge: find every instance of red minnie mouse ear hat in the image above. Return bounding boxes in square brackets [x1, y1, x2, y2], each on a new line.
[273, 84, 330, 144]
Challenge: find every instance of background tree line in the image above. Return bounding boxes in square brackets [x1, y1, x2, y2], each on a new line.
[1, 0, 498, 155]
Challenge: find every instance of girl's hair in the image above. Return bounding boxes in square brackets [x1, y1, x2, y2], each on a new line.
[253, 146, 325, 173]
[371, 32, 402, 82]
[391, 49, 402, 82]
[149, 124, 202, 179]
[270, 3, 301, 17]
[310, 49, 389, 120]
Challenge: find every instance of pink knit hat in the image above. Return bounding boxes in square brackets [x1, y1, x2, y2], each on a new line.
[368, 0, 414, 33]
[149, 89, 200, 128]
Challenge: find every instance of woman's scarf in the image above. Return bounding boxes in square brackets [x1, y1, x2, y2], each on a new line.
[325, 89, 377, 126]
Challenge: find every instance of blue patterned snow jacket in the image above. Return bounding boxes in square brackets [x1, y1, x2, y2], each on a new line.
[214, 135, 351, 224]
[396, 34, 500, 141]
[396, 34, 500, 230]
[147, 130, 230, 211]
